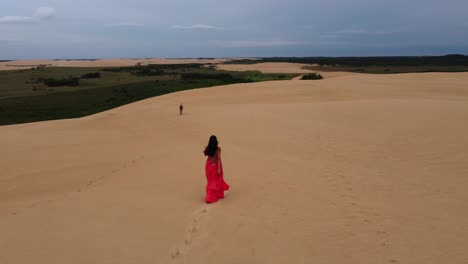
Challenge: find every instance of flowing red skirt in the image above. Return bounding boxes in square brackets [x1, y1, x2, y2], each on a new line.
[205, 159, 230, 203]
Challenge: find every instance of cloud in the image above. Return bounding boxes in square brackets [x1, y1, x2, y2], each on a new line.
[0, 7, 55, 24]
[34, 7, 55, 19]
[214, 39, 404, 49]
[319, 34, 338, 39]
[335, 29, 367, 34]
[215, 40, 307, 48]
[0, 16, 34, 24]
[320, 29, 404, 39]
[172, 24, 223, 30]
[331, 29, 409, 36]
[106, 22, 144, 28]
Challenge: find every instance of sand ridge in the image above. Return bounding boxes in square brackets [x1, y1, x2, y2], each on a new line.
[1, 60, 350, 80]
[217, 62, 355, 78]
[0, 58, 235, 71]
[1, 72, 468, 264]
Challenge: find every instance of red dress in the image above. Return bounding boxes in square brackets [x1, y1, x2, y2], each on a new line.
[205, 149, 230, 203]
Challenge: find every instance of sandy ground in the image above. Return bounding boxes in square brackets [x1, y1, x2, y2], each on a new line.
[1, 59, 348, 79]
[218, 62, 353, 78]
[1, 72, 468, 264]
[0, 58, 233, 71]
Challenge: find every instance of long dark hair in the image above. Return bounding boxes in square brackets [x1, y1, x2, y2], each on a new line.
[204, 135, 218, 157]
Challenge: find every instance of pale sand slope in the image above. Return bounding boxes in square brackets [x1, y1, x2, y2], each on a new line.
[218, 62, 353, 78]
[1, 73, 468, 264]
[0, 58, 232, 71]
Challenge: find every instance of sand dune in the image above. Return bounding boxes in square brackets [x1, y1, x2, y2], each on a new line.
[217, 62, 354, 78]
[1, 59, 347, 80]
[218, 62, 313, 73]
[1, 73, 468, 264]
[0, 58, 232, 71]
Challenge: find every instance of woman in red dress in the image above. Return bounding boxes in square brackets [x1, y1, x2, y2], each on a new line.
[204, 135, 230, 203]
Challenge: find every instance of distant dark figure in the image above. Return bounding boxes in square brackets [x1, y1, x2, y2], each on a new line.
[179, 104, 184, 115]
[203, 135, 230, 203]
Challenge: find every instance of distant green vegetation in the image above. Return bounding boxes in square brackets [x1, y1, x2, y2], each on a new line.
[102, 63, 203, 73]
[81, 72, 101, 79]
[302, 65, 468, 74]
[0, 64, 296, 125]
[225, 55, 468, 66]
[42, 76, 81, 87]
[301, 73, 323, 80]
[226, 55, 468, 74]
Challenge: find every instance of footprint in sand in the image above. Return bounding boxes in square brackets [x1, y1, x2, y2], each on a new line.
[171, 206, 209, 260]
[381, 241, 390, 248]
[376, 230, 387, 235]
[79, 155, 145, 193]
[171, 248, 181, 259]
[332, 174, 395, 257]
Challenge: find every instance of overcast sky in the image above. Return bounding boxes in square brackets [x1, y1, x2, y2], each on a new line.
[1, 0, 468, 59]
